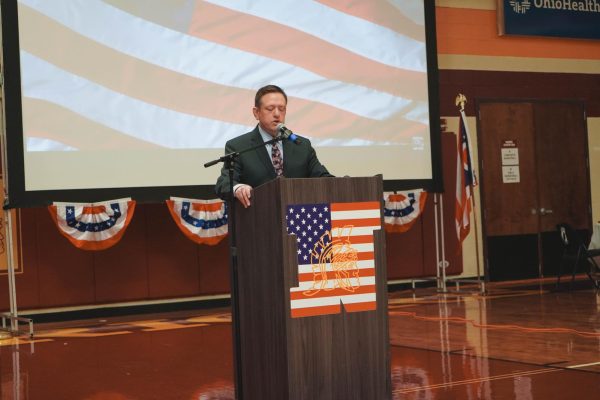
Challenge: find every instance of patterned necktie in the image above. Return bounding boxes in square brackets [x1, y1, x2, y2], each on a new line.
[271, 143, 283, 176]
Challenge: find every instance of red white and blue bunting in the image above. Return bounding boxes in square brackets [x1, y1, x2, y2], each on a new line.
[49, 191, 424, 251]
[48, 198, 136, 251]
[166, 197, 228, 246]
[383, 190, 427, 233]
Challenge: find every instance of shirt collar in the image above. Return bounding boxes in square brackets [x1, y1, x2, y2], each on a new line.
[258, 124, 279, 143]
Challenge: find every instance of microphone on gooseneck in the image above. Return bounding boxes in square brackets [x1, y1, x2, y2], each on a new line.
[277, 123, 301, 144]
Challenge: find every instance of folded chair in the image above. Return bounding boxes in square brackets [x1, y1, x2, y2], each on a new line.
[556, 223, 600, 290]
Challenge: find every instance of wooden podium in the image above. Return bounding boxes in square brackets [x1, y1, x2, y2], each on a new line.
[232, 176, 390, 400]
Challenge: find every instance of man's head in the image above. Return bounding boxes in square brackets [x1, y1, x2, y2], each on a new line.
[253, 85, 287, 137]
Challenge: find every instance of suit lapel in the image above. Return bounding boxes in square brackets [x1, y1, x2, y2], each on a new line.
[282, 138, 294, 176]
[250, 127, 277, 179]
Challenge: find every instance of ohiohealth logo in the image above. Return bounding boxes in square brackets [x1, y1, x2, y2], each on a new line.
[509, 0, 600, 14]
[510, 0, 532, 13]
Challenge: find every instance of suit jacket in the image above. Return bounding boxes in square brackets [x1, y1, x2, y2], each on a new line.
[215, 126, 332, 198]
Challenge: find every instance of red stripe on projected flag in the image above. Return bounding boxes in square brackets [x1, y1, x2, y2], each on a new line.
[455, 110, 477, 247]
[48, 198, 136, 251]
[188, 1, 426, 100]
[286, 201, 381, 318]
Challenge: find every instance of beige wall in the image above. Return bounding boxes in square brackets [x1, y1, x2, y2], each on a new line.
[588, 118, 600, 224]
[436, 0, 496, 9]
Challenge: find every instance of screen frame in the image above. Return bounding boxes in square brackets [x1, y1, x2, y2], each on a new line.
[1, 0, 443, 208]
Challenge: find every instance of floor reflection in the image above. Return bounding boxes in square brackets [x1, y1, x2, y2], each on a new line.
[1, 280, 600, 399]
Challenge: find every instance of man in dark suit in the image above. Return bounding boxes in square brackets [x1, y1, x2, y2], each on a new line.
[215, 85, 332, 207]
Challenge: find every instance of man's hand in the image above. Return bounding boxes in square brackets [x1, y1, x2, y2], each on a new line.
[234, 184, 253, 208]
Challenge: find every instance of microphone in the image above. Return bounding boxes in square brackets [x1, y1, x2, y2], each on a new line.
[277, 123, 301, 144]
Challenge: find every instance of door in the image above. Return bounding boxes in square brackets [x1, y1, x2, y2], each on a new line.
[478, 101, 591, 280]
[535, 103, 589, 230]
[535, 102, 590, 275]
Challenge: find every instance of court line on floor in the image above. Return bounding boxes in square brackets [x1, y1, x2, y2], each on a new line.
[388, 309, 600, 338]
[0, 338, 53, 347]
[388, 289, 550, 306]
[392, 342, 564, 368]
[390, 342, 600, 376]
[392, 368, 559, 394]
[566, 361, 600, 369]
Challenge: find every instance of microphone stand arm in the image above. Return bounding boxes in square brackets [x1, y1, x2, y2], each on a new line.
[203, 135, 283, 168]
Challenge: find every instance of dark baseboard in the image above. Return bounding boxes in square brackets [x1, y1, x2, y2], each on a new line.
[19, 297, 231, 324]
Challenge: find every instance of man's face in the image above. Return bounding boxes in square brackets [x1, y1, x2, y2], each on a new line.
[253, 92, 287, 137]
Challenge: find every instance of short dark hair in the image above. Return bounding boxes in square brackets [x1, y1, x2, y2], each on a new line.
[254, 85, 287, 108]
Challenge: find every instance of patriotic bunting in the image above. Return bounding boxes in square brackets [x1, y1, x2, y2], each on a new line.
[48, 198, 136, 251]
[383, 190, 428, 233]
[49, 191, 426, 252]
[166, 198, 228, 246]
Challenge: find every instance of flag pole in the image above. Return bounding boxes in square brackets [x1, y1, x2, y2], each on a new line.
[455, 94, 484, 289]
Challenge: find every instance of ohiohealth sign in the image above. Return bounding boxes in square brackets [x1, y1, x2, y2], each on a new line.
[498, 0, 600, 39]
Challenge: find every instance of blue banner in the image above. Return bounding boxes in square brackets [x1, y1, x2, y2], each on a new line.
[501, 0, 600, 39]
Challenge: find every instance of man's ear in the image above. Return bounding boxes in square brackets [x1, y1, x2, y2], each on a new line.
[252, 107, 259, 120]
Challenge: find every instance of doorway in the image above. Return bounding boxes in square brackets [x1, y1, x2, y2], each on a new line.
[477, 101, 591, 281]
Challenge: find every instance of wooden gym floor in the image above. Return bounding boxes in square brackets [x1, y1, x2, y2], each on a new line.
[1, 278, 599, 399]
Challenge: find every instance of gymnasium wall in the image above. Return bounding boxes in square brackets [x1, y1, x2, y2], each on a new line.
[1, 0, 600, 311]
[436, 0, 600, 278]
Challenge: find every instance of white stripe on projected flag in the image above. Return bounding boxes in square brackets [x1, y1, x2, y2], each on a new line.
[48, 198, 136, 251]
[20, 52, 248, 149]
[383, 189, 427, 233]
[455, 110, 477, 246]
[166, 198, 228, 246]
[204, 0, 426, 71]
[286, 201, 381, 318]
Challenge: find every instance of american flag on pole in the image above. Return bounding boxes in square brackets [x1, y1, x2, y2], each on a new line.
[286, 201, 381, 318]
[455, 110, 477, 245]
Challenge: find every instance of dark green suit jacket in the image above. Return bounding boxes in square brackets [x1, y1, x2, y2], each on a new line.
[215, 126, 332, 199]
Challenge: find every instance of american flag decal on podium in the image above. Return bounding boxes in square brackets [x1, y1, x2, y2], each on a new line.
[286, 201, 381, 318]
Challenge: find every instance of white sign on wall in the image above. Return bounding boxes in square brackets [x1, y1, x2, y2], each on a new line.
[501, 148, 519, 165]
[502, 165, 520, 183]
[501, 139, 519, 183]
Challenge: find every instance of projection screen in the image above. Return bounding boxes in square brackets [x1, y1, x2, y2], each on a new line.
[1, 0, 442, 206]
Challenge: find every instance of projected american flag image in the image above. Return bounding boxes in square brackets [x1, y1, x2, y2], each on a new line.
[18, 0, 429, 151]
[286, 201, 381, 318]
[15, 0, 434, 191]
